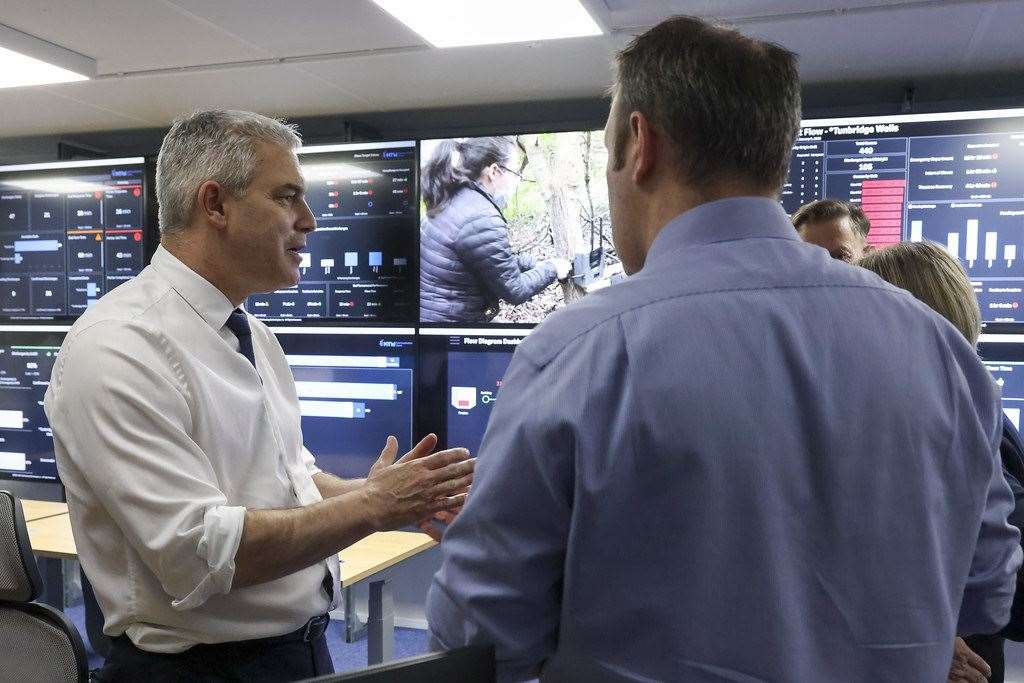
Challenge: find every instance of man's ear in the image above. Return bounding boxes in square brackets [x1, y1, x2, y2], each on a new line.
[630, 111, 657, 185]
[196, 180, 228, 230]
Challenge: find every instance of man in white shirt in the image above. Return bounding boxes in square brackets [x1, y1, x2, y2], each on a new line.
[44, 109, 474, 681]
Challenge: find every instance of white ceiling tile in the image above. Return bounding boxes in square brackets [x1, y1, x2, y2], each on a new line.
[0, 0, 267, 72]
[296, 35, 624, 111]
[163, 0, 427, 56]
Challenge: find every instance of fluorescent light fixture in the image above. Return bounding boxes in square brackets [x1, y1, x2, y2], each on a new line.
[372, 0, 602, 48]
[0, 23, 95, 89]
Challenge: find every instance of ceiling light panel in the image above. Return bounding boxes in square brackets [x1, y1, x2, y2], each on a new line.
[372, 0, 603, 48]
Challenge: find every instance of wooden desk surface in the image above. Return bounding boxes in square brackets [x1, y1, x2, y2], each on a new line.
[21, 500, 69, 522]
[26, 513, 77, 560]
[25, 513, 437, 584]
[339, 531, 436, 587]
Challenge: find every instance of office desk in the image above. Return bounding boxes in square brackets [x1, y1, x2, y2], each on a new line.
[26, 512, 76, 559]
[21, 499, 69, 522]
[339, 531, 437, 665]
[25, 513, 437, 666]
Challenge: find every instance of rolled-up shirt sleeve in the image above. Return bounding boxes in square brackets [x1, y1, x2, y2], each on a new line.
[46, 322, 244, 610]
[300, 445, 321, 477]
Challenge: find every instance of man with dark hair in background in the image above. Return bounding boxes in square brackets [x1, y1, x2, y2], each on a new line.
[426, 15, 1020, 682]
[792, 198, 873, 263]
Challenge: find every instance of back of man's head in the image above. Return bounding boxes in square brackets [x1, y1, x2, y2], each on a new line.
[156, 109, 301, 236]
[611, 16, 801, 194]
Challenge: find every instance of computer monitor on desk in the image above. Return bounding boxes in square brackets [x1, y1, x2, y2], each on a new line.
[272, 326, 416, 479]
[0, 325, 68, 502]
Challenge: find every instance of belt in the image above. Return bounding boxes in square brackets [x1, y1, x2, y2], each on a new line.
[113, 614, 332, 654]
[253, 614, 331, 646]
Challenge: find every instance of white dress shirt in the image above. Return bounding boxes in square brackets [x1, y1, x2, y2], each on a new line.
[44, 245, 340, 653]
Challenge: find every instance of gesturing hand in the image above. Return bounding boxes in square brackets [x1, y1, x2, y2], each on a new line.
[364, 435, 474, 532]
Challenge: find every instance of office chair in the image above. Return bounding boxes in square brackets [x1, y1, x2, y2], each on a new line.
[302, 645, 495, 682]
[0, 490, 89, 682]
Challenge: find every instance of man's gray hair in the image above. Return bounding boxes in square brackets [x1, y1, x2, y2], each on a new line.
[156, 109, 302, 235]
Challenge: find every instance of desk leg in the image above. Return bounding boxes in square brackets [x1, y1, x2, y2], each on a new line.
[367, 577, 394, 665]
[38, 557, 64, 610]
[343, 586, 366, 643]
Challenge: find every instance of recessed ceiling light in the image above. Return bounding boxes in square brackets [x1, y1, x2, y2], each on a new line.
[0, 23, 94, 89]
[372, 0, 603, 48]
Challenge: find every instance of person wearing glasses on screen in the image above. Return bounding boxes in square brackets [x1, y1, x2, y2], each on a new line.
[43, 109, 474, 682]
[426, 15, 1020, 682]
[860, 241, 1024, 683]
[420, 136, 572, 323]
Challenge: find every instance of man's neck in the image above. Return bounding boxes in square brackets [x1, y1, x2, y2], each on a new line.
[639, 180, 776, 258]
[161, 234, 246, 308]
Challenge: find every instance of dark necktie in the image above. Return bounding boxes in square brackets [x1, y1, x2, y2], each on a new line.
[225, 308, 256, 369]
[226, 307, 332, 601]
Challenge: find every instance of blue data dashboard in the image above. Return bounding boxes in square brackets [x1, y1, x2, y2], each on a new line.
[979, 334, 1024, 430]
[0, 158, 148, 320]
[783, 109, 1024, 324]
[273, 327, 416, 479]
[0, 327, 65, 488]
[418, 327, 529, 455]
[249, 142, 418, 322]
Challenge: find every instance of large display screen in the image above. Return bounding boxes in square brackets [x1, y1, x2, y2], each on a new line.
[417, 327, 530, 455]
[420, 132, 624, 325]
[0, 158, 148, 320]
[0, 327, 66, 487]
[274, 327, 416, 479]
[783, 108, 1024, 324]
[979, 333, 1024, 430]
[249, 142, 418, 322]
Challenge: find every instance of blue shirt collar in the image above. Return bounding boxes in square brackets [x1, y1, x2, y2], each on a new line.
[643, 196, 798, 269]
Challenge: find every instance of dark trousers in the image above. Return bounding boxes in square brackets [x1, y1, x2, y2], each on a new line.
[95, 629, 334, 682]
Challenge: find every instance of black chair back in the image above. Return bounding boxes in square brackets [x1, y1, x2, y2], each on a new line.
[304, 645, 495, 682]
[0, 490, 89, 682]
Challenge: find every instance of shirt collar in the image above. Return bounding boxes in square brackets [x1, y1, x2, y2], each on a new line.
[150, 244, 238, 329]
[643, 196, 798, 269]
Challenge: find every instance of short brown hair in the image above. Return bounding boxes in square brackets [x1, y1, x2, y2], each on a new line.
[858, 241, 980, 345]
[611, 16, 801, 192]
[792, 199, 871, 238]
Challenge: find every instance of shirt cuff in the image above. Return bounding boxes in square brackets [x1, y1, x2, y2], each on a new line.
[171, 505, 246, 611]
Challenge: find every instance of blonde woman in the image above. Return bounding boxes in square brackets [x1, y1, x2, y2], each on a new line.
[861, 240, 1024, 683]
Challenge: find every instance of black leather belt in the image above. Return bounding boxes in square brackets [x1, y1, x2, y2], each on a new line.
[254, 614, 331, 646]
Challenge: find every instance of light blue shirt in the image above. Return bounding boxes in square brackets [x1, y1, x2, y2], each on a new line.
[426, 197, 1022, 681]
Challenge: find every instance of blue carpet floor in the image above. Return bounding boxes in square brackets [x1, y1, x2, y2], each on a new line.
[64, 604, 430, 674]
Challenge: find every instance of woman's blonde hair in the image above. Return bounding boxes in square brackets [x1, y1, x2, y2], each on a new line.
[858, 240, 980, 345]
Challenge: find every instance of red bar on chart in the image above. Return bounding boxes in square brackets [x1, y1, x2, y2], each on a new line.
[860, 179, 906, 247]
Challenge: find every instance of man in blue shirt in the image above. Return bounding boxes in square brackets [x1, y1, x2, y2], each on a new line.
[426, 15, 1022, 682]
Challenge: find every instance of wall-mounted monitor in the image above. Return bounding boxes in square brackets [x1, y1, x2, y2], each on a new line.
[420, 132, 623, 326]
[273, 326, 416, 479]
[979, 333, 1024, 430]
[0, 158, 148, 320]
[249, 141, 418, 322]
[783, 108, 1024, 325]
[417, 326, 530, 455]
[0, 325, 67, 502]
